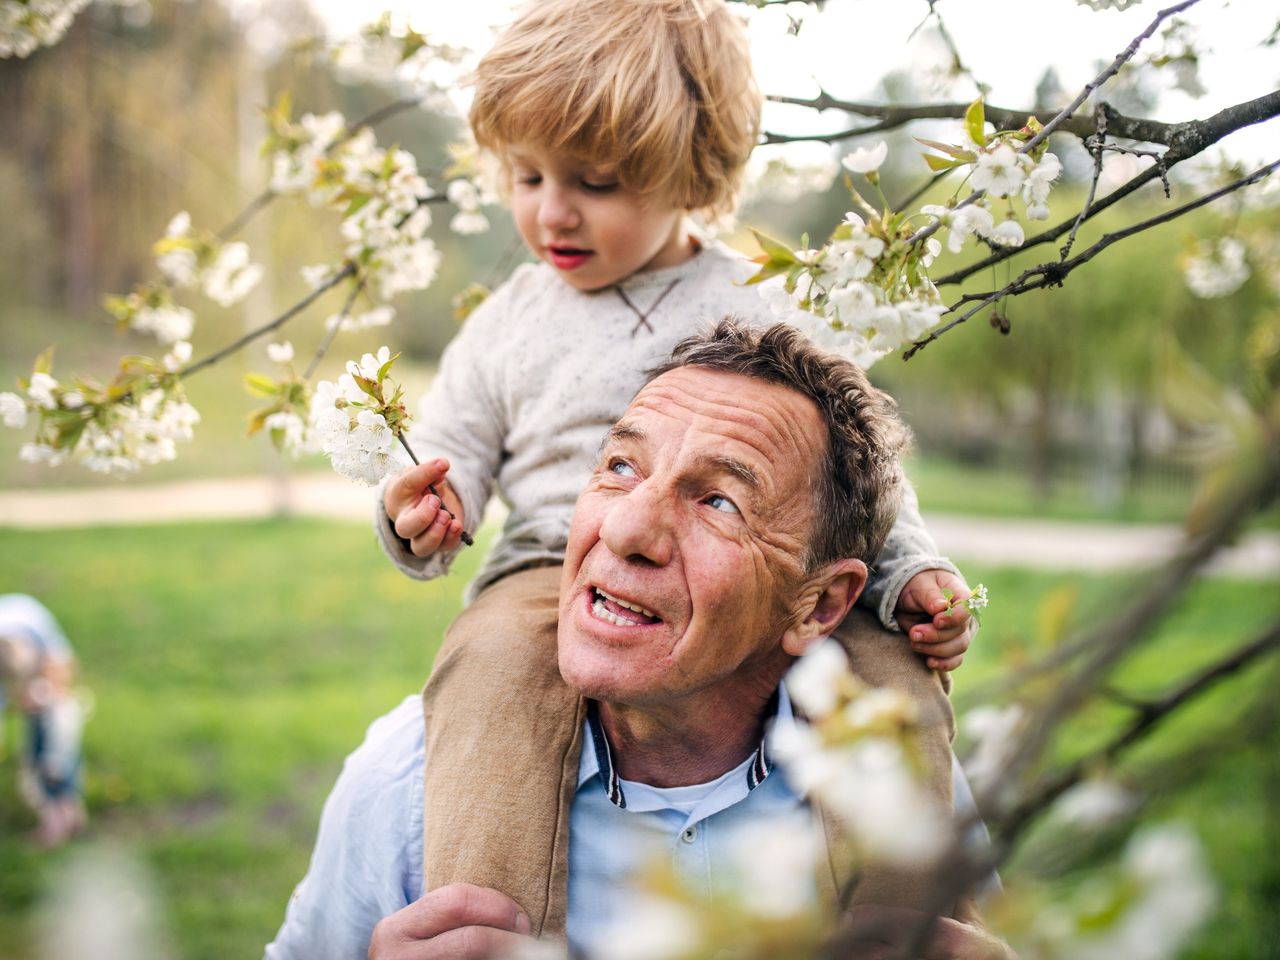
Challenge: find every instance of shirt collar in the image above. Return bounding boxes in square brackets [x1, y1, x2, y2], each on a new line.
[579, 686, 790, 809]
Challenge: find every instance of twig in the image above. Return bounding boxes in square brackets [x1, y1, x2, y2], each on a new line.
[178, 263, 357, 379]
[303, 277, 367, 380]
[1024, 0, 1202, 154]
[395, 434, 474, 547]
[1060, 107, 1109, 260]
[904, 158, 1280, 358]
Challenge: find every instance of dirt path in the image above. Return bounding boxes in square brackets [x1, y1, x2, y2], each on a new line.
[1, 473, 1276, 577]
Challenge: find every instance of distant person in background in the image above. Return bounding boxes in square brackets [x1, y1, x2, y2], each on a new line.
[0, 594, 86, 847]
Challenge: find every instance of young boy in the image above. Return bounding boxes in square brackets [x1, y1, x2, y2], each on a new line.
[376, 0, 973, 934]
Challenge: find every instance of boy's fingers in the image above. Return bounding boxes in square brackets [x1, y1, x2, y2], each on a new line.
[394, 495, 440, 541]
[409, 510, 451, 557]
[927, 654, 965, 672]
[391, 459, 450, 504]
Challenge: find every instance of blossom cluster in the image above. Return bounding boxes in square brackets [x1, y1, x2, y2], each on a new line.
[1002, 822, 1217, 960]
[1, 350, 199, 475]
[751, 99, 1062, 367]
[244, 342, 313, 458]
[0, 0, 90, 59]
[266, 105, 449, 331]
[308, 346, 411, 485]
[774, 639, 950, 865]
[103, 211, 264, 346]
[330, 12, 465, 104]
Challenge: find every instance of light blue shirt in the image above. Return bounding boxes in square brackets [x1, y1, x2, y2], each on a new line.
[265, 690, 983, 959]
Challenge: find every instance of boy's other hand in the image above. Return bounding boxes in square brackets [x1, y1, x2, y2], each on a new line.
[385, 458, 467, 558]
[895, 568, 974, 672]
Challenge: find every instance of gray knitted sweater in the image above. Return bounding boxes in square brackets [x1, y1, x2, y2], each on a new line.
[375, 241, 959, 628]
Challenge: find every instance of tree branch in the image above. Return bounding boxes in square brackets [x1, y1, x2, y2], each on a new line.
[904, 157, 1279, 358]
[178, 263, 356, 380]
[930, 88, 1280, 288]
[763, 97, 1178, 146]
[997, 620, 1280, 842]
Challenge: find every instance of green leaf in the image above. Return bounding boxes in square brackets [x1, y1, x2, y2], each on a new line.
[750, 229, 797, 265]
[743, 259, 792, 286]
[377, 351, 402, 383]
[245, 405, 274, 437]
[33, 347, 55, 376]
[244, 373, 281, 398]
[965, 97, 987, 146]
[923, 154, 965, 173]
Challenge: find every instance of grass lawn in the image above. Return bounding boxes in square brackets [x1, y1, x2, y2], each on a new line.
[0, 519, 1276, 959]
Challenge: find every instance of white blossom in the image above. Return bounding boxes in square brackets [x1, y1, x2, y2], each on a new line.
[449, 209, 490, 235]
[156, 246, 198, 287]
[971, 143, 1027, 199]
[301, 263, 336, 290]
[723, 816, 820, 919]
[202, 242, 263, 307]
[132, 304, 195, 345]
[0, 0, 91, 59]
[1023, 152, 1062, 208]
[264, 410, 309, 456]
[0, 392, 28, 428]
[961, 703, 1025, 798]
[841, 140, 888, 175]
[309, 363, 405, 486]
[990, 217, 1026, 248]
[1183, 237, 1250, 299]
[162, 341, 192, 373]
[1076, 0, 1144, 10]
[595, 896, 702, 960]
[20, 441, 66, 466]
[785, 639, 849, 719]
[1053, 779, 1136, 828]
[61, 390, 85, 409]
[267, 341, 294, 365]
[27, 372, 58, 410]
[946, 203, 996, 254]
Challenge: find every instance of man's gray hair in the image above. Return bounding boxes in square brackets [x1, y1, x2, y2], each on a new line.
[648, 318, 909, 569]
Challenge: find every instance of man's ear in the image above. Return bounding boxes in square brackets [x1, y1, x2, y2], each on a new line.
[781, 558, 868, 658]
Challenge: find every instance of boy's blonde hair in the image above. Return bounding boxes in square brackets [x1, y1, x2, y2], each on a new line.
[470, 0, 761, 218]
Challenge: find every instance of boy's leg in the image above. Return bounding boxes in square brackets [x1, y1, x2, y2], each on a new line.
[420, 563, 584, 938]
[828, 607, 956, 912]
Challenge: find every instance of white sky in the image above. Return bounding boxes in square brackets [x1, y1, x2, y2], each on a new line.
[309, 0, 1278, 165]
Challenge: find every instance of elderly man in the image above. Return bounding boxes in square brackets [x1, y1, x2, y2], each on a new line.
[267, 321, 1002, 960]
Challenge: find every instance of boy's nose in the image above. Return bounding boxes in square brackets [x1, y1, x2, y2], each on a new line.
[537, 185, 581, 232]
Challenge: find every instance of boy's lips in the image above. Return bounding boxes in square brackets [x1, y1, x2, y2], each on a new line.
[547, 246, 593, 271]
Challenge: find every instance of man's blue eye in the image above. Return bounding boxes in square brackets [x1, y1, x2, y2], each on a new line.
[705, 494, 739, 514]
[609, 460, 636, 477]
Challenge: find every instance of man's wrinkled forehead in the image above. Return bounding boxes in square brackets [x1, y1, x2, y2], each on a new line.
[615, 366, 824, 474]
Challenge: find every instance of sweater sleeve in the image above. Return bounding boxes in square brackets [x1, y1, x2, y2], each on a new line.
[374, 284, 513, 581]
[858, 478, 962, 631]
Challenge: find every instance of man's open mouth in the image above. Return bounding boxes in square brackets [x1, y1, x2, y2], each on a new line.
[590, 586, 662, 627]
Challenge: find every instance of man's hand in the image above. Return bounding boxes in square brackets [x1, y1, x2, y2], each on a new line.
[368, 883, 533, 960]
[384, 458, 467, 557]
[895, 568, 974, 672]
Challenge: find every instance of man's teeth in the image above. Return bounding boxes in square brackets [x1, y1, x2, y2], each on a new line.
[592, 588, 658, 627]
[596, 588, 655, 618]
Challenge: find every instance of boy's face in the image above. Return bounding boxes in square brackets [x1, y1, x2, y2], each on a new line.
[508, 144, 694, 291]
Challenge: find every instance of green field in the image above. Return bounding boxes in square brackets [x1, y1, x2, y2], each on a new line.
[0, 519, 1276, 959]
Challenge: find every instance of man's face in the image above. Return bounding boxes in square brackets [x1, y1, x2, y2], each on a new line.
[558, 366, 828, 707]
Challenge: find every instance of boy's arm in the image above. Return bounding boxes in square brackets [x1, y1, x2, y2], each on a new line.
[859, 480, 963, 630]
[374, 292, 511, 580]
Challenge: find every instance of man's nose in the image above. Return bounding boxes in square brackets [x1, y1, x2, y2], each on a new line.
[537, 183, 580, 232]
[599, 481, 674, 567]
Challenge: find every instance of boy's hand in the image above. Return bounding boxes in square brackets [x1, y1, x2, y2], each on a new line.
[385, 458, 467, 558]
[895, 569, 974, 672]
